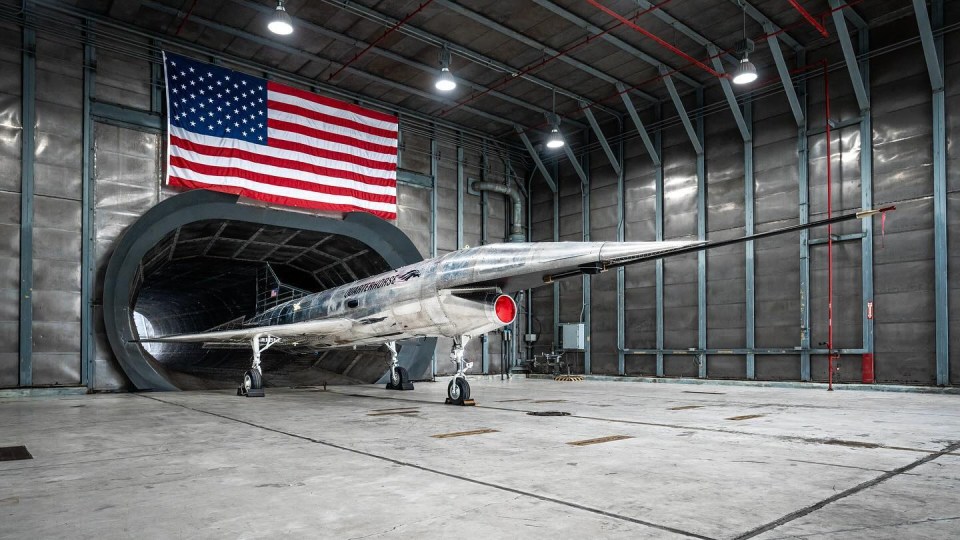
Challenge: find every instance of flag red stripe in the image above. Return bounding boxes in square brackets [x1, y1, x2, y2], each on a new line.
[170, 135, 395, 187]
[266, 136, 396, 172]
[268, 100, 398, 141]
[267, 117, 397, 156]
[267, 81, 398, 126]
[170, 156, 397, 203]
[169, 176, 397, 220]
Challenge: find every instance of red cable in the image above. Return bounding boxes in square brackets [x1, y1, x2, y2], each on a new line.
[328, 0, 436, 81]
[441, 0, 674, 117]
[824, 59, 835, 391]
[585, 0, 724, 78]
[788, 0, 830, 38]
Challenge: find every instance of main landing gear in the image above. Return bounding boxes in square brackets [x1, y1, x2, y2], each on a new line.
[238, 334, 279, 397]
[384, 341, 414, 391]
[446, 336, 474, 406]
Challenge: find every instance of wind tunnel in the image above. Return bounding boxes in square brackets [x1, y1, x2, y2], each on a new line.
[104, 190, 436, 391]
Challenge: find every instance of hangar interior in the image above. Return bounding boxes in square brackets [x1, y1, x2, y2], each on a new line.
[2, 0, 960, 538]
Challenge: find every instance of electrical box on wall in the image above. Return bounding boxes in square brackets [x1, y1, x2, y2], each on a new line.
[560, 323, 585, 350]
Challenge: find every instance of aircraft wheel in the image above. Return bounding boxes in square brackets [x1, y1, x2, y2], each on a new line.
[243, 369, 263, 392]
[386, 366, 407, 390]
[447, 377, 470, 405]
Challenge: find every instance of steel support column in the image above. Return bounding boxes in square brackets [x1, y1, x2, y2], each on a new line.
[456, 138, 464, 249]
[857, 27, 875, 362]
[552, 162, 560, 350]
[430, 135, 438, 257]
[516, 126, 557, 192]
[582, 149, 591, 375]
[797, 51, 811, 381]
[617, 83, 660, 167]
[767, 31, 804, 127]
[696, 88, 707, 378]
[913, 0, 948, 384]
[18, 28, 36, 387]
[581, 103, 621, 175]
[829, 0, 869, 112]
[655, 106, 665, 377]
[617, 128, 626, 375]
[662, 71, 703, 154]
[81, 24, 96, 388]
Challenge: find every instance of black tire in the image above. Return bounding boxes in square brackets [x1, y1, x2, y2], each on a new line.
[386, 366, 408, 390]
[243, 369, 263, 392]
[447, 377, 470, 405]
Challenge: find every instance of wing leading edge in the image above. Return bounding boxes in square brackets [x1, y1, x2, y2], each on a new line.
[139, 318, 354, 344]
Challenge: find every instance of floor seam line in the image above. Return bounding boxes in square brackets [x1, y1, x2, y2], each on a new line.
[135, 393, 716, 540]
[731, 439, 960, 539]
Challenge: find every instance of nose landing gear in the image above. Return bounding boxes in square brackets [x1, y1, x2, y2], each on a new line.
[446, 336, 475, 406]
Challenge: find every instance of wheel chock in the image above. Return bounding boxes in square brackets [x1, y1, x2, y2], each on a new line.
[444, 398, 476, 406]
[238, 385, 266, 398]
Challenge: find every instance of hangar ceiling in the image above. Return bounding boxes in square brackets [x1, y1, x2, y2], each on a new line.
[7, 0, 913, 141]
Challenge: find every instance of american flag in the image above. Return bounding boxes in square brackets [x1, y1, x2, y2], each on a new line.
[163, 53, 398, 220]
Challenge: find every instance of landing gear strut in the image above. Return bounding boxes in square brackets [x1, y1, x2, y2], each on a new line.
[446, 336, 474, 406]
[238, 333, 279, 397]
[384, 341, 414, 391]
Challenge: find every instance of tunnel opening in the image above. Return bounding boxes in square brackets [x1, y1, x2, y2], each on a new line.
[104, 191, 436, 391]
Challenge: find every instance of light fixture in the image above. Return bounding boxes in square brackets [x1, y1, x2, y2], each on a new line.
[544, 90, 564, 149]
[435, 45, 456, 91]
[268, 0, 293, 35]
[733, 56, 758, 84]
[732, 1, 757, 85]
[546, 126, 564, 149]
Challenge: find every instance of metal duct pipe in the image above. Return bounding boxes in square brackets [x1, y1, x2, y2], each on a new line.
[471, 181, 524, 242]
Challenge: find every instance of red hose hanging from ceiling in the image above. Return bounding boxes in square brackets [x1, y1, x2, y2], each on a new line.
[823, 59, 836, 391]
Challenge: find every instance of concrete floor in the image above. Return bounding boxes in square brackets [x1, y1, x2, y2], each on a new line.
[2, 378, 959, 539]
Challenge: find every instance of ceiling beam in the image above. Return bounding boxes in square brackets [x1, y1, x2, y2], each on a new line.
[530, 0, 702, 89]
[616, 82, 660, 166]
[580, 101, 621, 175]
[635, 0, 740, 66]
[316, 0, 621, 118]
[729, 0, 804, 51]
[828, 0, 869, 112]
[434, 0, 652, 107]
[765, 31, 804, 126]
[707, 44, 751, 142]
[141, 1, 530, 131]
[516, 125, 557, 192]
[660, 68, 702, 155]
[230, 0, 586, 130]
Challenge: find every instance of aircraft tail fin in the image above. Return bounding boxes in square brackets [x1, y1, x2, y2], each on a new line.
[255, 264, 311, 315]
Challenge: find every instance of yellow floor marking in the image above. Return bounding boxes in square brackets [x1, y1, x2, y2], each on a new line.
[431, 429, 499, 439]
[567, 435, 634, 446]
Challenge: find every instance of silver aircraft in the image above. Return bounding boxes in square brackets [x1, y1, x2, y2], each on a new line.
[144, 206, 892, 403]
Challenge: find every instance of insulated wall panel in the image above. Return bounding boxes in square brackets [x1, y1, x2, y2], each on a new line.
[660, 122, 698, 358]
[31, 37, 82, 386]
[871, 41, 937, 384]
[0, 22, 20, 388]
[589, 137, 621, 375]
[752, 93, 801, 350]
[93, 122, 160, 390]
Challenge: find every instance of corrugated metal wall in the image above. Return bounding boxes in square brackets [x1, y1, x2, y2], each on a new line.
[0, 22, 21, 388]
[529, 16, 959, 386]
[1, 11, 957, 389]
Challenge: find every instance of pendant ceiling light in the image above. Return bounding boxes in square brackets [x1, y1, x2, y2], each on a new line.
[732, 1, 757, 85]
[545, 90, 564, 149]
[435, 45, 456, 91]
[268, 0, 294, 36]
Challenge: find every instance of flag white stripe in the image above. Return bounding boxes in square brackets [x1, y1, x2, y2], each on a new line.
[169, 165, 397, 212]
[269, 109, 398, 149]
[170, 126, 397, 179]
[268, 90, 399, 133]
[174, 148, 398, 196]
[267, 125, 397, 165]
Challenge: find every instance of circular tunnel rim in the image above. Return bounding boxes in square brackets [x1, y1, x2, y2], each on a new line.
[104, 190, 435, 391]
